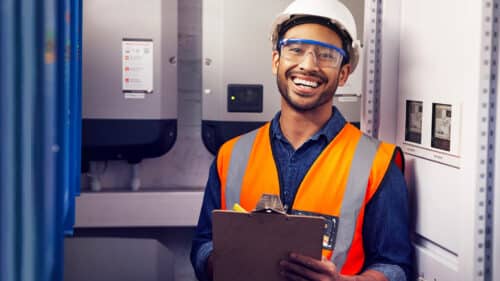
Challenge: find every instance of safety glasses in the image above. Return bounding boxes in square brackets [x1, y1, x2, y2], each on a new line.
[278, 38, 346, 68]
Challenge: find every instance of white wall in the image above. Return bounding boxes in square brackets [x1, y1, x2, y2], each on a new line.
[378, 0, 401, 143]
[379, 0, 401, 143]
[387, 0, 486, 280]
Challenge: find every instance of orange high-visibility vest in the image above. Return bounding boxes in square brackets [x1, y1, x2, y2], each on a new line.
[216, 122, 397, 275]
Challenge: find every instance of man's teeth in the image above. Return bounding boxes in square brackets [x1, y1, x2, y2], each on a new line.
[293, 78, 319, 88]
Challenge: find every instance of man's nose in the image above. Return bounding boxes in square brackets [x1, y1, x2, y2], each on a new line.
[298, 51, 320, 70]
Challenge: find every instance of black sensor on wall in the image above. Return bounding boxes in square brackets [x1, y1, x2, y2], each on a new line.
[227, 84, 263, 113]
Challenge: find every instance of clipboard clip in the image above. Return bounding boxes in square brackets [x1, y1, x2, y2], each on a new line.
[253, 194, 286, 214]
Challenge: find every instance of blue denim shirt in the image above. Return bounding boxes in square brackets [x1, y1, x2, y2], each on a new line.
[191, 107, 413, 281]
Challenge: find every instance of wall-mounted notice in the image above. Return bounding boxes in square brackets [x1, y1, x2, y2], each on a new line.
[405, 100, 423, 144]
[431, 103, 452, 151]
[122, 38, 153, 99]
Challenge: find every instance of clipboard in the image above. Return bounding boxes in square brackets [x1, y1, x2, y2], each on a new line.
[212, 210, 325, 281]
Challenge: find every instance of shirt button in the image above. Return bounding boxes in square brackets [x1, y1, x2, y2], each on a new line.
[283, 204, 289, 211]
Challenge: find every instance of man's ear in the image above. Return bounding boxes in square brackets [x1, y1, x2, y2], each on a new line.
[337, 64, 351, 86]
[272, 50, 280, 75]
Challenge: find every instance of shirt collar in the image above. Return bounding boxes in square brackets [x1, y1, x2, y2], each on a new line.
[270, 106, 347, 143]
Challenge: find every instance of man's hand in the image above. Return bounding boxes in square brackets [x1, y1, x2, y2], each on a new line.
[279, 252, 341, 281]
[279, 252, 389, 281]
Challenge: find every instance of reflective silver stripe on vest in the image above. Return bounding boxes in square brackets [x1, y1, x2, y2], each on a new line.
[225, 129, 259, 209]
[332, 134, 380, 270]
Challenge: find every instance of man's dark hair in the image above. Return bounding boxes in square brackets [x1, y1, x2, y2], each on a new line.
[276, 15, 352, 66]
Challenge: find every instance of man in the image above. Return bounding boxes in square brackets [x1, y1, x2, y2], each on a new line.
[191, 0, 413, 280]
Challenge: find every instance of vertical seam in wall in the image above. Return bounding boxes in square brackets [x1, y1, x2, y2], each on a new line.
[476, 1, 498, 280]
[364, 0, 383, 138]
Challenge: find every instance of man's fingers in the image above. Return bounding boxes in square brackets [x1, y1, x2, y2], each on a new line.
[280, 259, 323, 281]
[288, 252, 336, 275]
[280, 268, 308, 281]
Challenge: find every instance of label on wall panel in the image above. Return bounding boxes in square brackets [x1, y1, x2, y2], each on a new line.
[122, 38, 153, 98]
[405, 100, 423, 144]
[431, 103, 452, 151]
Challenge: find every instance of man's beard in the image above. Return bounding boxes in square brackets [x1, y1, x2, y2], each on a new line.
[276, 68, 338, 112]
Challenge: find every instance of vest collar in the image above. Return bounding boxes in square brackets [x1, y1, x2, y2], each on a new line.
[270, 106, 347, 143]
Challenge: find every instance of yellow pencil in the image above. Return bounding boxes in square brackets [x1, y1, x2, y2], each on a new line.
[232, 203, 248, 213]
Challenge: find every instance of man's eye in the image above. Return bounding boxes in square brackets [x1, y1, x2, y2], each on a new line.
[318, 52, 334, 60]
[286, 45, 304, 54]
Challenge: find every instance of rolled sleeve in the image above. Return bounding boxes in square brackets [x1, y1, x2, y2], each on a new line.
[192, 241, 213, 281]
[367, 263, 407, 281]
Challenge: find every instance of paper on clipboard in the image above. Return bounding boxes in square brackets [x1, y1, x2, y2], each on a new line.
[212, 210, 325, 281]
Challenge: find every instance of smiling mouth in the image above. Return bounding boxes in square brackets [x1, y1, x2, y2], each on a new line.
[292, 77, 323, 89]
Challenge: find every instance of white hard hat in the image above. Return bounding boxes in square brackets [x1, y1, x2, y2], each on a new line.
[270, 0, 360, 73]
